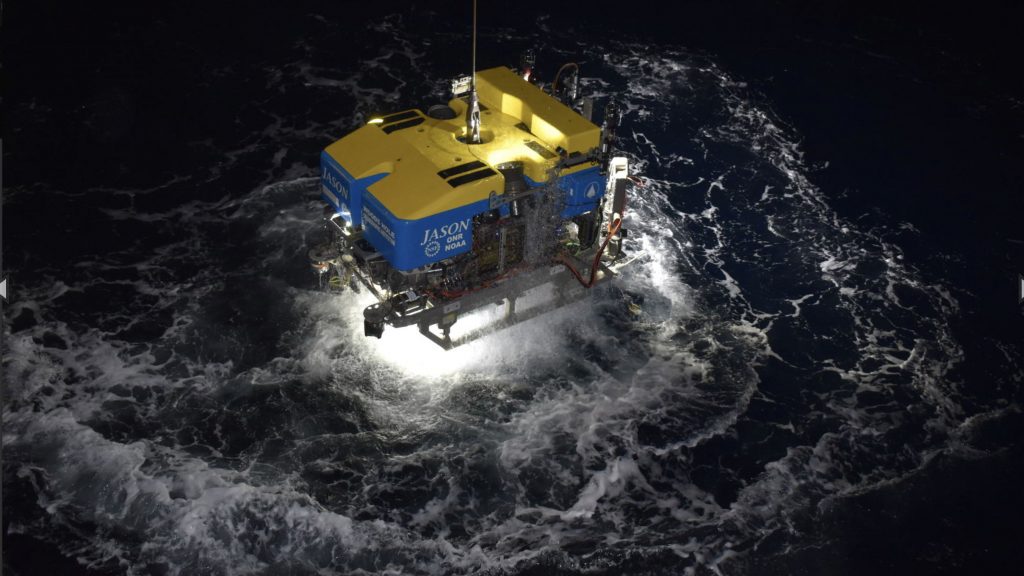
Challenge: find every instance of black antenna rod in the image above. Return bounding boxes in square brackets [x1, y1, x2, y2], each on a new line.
[472, 0, 477, 87]
[466, 0, 482, 144]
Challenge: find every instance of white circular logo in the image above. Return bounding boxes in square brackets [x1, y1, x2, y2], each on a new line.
[425, 241, 441, 257]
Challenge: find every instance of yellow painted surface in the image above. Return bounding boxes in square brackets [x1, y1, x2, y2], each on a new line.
[323, 66, 601, 220]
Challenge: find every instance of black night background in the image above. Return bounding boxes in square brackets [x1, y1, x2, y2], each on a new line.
[3, 1, 1023, 575]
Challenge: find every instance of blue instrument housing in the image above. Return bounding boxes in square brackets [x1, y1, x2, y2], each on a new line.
[321, 153, 607, 271]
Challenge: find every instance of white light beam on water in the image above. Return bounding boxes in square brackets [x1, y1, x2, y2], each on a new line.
[332, 288, 573, 382]
[364, 303, 501, 379]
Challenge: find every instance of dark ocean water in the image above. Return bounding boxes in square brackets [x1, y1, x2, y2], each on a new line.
[4, 2, 1023, 575]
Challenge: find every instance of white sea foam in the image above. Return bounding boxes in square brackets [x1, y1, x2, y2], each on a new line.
[4, 16, 1013, 576]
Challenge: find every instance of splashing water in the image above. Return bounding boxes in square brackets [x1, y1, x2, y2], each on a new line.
[4, 12, 1020, 576]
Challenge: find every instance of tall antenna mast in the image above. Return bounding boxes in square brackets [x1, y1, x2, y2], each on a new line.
[466, 0, 482, 144]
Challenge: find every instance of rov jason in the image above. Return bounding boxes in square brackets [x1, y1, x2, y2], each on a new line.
[309, 51, 632, 349]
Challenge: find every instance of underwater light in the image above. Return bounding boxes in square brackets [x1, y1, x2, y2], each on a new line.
[339, 290, 489, 377]
[340, 283, 572, 379]
[369, 307, 499, 378]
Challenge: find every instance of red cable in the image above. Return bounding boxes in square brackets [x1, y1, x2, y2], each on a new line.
[421, 215, 622, 301]
[552, 62, 579, 93]
[558, 216, 622, 289]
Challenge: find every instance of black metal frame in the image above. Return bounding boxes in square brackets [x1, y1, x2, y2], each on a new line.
[331, 225, 624, 349]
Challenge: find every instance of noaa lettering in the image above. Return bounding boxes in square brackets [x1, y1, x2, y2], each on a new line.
[419, 218, 471, 257]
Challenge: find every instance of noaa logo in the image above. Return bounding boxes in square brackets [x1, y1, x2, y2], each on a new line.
[584, 182, 598, 199]
[425, 240, 441, 258]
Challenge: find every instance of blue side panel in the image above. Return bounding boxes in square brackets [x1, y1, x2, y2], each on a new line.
[319, 151, 387, 226]
[523, 166, 607, 219]
[320, 151, 357, 224]
[361, 192, 491, 271]
[558, 166, 606, 218]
